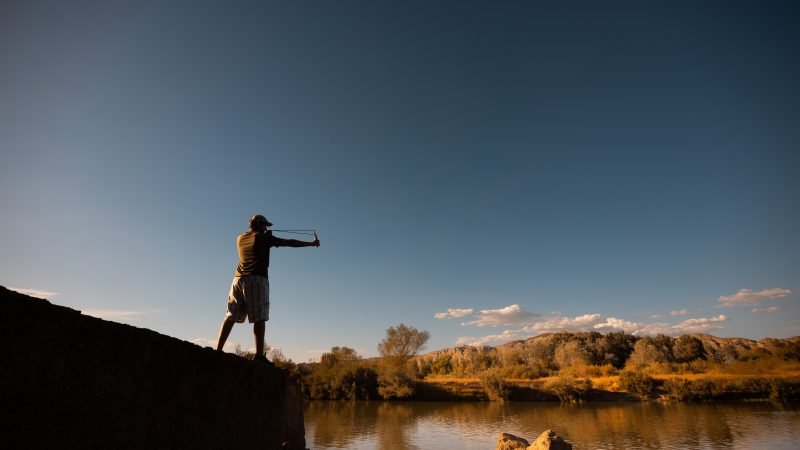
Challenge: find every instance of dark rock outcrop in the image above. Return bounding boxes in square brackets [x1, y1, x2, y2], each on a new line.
[0, 286, 305, 449]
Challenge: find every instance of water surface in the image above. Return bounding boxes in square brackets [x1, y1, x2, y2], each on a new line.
[305, 401, 800, 449]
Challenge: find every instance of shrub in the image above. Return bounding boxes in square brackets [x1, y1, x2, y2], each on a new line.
[662, 378, 693, 400]
[767, 378, 800, 401]
[301, 364, 379, 400]
[298, 346, 379, 400]
[554, 340, 590, 370]
[673, 335, 706, 362]
[627, 339, 667, 370]
[480, 370, 510, 402]
[661, 377, 724, 401]
[545, 373, 592, 402]
[618, 371, 657, 397]
[377, 367, 415, 400]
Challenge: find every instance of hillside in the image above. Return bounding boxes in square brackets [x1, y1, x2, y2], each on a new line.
[0, 286, 306, 450]
[420, 330, 800, 365]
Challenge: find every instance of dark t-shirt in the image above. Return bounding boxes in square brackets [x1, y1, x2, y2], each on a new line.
[234, 231, 291, 277]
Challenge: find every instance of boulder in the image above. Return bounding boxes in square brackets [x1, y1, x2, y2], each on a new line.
[528, 429, 572, 450]
[496, 432, 530, 450]
[0, 285, 306, 450]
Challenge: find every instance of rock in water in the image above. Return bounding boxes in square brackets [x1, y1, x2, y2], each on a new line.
[529, 429, 572, 450]
[496, 432, 530, 450]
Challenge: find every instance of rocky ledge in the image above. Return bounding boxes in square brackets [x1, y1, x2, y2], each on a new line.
[0, 286, 305, 450]
[497, 430, 572, 450]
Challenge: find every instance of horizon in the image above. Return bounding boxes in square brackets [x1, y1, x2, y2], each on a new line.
[2, 1, 798, 362]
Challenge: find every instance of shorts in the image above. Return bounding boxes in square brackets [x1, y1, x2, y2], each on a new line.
[225, 276, 269, 323]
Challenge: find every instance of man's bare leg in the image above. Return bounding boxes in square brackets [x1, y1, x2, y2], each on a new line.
[254, 320, 266, 357]
[216, 318, 235, 351]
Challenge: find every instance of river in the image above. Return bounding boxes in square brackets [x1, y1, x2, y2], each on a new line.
[304, 401, 800, 449]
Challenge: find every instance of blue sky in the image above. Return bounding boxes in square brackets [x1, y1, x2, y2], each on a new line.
[2, 1, 798, 361]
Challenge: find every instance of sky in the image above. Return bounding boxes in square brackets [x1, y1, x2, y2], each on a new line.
[1, 0, 798, 362]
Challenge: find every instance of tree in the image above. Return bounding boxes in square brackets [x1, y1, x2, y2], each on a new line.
[673, 335, 706, 362]
[596, 332, 636, 368]
[320, 346, 361, 367]
[376, 324, 430, 400]
[554, 340, 590, 370]
[626, 338, 666, 369]
[377, 323, 430, 365]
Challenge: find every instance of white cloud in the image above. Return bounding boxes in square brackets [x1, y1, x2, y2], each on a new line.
[649, 314, 664, 319]
[461, 304, 540, 327]
[672, 314, 729, 333]
[636, 322, 675, 336]
[83, 309, 161, 322]
[456, 329, 523, 347]
[751, 306, 781, 314]
[520, 313, 603, 333]
[717, 288, 791, 308]
[8, 286, 59, 298]
[593, 317, 643, 334]
[671, 309, 688, 316]
[83, 310, 146, 320]
[434, 308, 474, 319]
[451, 303, 741, 348]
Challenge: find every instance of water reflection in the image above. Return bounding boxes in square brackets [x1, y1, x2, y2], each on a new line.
[305, 401, 800, 450]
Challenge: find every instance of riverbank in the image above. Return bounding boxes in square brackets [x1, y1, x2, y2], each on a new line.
[414, 373, 800, 402]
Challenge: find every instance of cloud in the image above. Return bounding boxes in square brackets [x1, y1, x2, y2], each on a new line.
[461, 304, 540, 327]
[751, 306, 781, 314]
[717, 288, 791, 308]
[521, 313, 603, 333]
[636, 322, 675, 335]
[672, 314, 729, 333]
[456, 329, 523, 347]
[649, 314, 664, 319]
[434, 308, 474, 319]
[593, 317, 643, 334]
[671, 309, 688, 316]
[83, 309, 161, 322]
[455, 311, 737, 347]
[8, 287, 59, 298]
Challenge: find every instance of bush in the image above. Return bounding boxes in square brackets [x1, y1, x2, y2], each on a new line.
[554, 340, 590, 370]
[661, 377, 724, 401]
[301, 363, 379, 400]
[627, 339, 667, 370]
[618, 371, 658, 397]
[480, 370, 510, 402]
[673, 335, 706, 362]
[662, 378, 693, 400]
[545, 373, 592, 402]
[377, 367, 415, 400]
[767, 378, 800, 401]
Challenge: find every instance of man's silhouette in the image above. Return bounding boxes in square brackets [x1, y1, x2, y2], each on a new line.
[216, 214, 319, 364]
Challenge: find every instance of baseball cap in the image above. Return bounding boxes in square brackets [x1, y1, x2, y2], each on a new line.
[249, 214, 273, 227]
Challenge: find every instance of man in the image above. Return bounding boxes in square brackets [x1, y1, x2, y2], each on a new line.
[216, 214, 319, 364]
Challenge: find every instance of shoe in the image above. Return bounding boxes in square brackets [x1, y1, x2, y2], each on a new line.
[253, 354, 275, 367]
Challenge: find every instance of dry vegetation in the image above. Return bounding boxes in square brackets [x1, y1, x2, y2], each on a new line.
[278, 330, 800, 402]
[415, 332, 800, 401]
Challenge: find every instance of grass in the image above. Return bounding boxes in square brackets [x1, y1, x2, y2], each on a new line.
[420, 365, 800, 401]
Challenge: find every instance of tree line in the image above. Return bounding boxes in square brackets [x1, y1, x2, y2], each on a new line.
[256, 327, 799, 401]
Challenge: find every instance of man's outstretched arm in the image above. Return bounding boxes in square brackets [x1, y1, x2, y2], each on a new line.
[272, 236, 320, 248]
